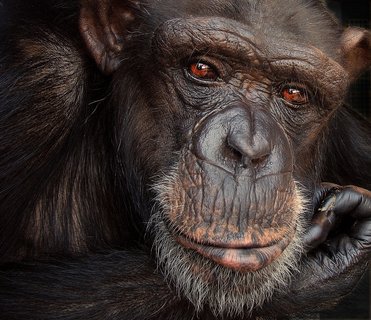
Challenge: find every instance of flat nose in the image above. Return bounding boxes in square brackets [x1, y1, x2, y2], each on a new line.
[192, 105, 287, 175]
[227, 131, 271, 169]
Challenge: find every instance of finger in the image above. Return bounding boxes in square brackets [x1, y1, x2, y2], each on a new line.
[312, 182, 342, 209]
[333, 185, 371, 219]
[306, 184, 371, 250]
[350, 219, 371, 249]
[303, 209, 336, 250]
[304, 187, 340, 250]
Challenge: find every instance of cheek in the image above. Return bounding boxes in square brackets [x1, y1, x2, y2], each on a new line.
[118, 105, 172, 171]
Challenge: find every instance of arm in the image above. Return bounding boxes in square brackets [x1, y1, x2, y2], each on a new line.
[0, 250, 183, 320]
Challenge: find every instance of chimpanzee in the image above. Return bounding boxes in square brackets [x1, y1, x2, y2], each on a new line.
[0, 0, 370, 319]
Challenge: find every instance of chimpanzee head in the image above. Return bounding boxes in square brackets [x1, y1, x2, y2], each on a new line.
[80, 0, 371, 316]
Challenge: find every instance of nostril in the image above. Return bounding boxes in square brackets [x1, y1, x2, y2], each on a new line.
[227, 134, 271, 170]
[250, 154, 269, 168]
[240, 154, 269, 170]
[225, 144, 245, 163]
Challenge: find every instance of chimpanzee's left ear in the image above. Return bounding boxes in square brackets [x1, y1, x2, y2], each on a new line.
[341, 27, 371, 81]
[79, 0, 143, 75]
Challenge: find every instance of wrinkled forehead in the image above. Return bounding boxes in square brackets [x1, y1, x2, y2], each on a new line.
[147, 0, 341, 59]
[152, 16, 348, 96]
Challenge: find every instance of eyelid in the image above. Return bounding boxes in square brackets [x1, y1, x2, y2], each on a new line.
[183, 55, 228, 84]
[277, 82, 311, 106]
[188, 61, 219, 81]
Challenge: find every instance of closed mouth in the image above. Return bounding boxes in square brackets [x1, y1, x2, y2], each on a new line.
[175, 232, 293, 272]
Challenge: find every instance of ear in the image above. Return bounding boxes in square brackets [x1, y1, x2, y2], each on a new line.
[341, 27, 371, 81]
[79, 0, 143, 75]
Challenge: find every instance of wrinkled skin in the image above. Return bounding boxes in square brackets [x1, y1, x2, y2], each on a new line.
[0, 0, 371, 319]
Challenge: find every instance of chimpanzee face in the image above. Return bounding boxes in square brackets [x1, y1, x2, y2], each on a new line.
[103, 2, 349, 315]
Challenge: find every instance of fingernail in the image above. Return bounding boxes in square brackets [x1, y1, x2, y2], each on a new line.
[318, 194, 337, 212]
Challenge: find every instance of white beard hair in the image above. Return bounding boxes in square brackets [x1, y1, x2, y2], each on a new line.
[149, 167, 308, 318]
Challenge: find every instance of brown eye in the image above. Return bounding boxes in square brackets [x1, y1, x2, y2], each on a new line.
[188, 62, 219, 81]
[281, 85, 309, 105]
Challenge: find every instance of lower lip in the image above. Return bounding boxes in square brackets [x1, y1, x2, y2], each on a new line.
[176, 235, 292, 272]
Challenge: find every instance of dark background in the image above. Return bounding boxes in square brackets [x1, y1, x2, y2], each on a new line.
[328, 0, 370, 119]
[321, 1, 370, 319]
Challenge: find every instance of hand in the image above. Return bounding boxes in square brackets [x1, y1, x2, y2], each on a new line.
[304, 183, 371, 252]
[261, 183, 371, 317]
